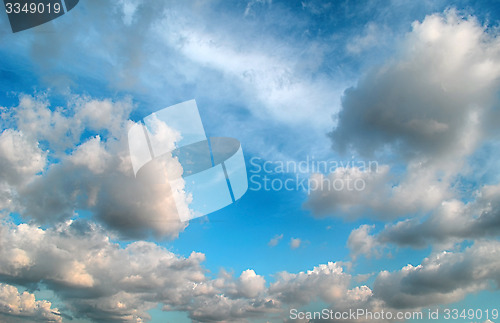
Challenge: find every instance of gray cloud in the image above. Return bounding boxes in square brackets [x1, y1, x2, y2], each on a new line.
[0, 94, 187, 239]
[306, 10, 500, 218]
[375, 183, 500, 250]
[373, 240, 500, 309]
[330, 10, 500, 163]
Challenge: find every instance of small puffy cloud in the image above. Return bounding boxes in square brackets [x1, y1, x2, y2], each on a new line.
[290, 238, 302, 249]
[0, 283, 61, 322]
[347, 225, 380, 260]
[268, 234, 283, 247]
[269, 262, 352, 305]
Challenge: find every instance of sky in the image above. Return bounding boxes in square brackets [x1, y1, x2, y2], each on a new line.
[1, 0, 500, 322]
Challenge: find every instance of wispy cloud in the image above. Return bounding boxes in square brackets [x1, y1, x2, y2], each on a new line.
[268, 233, 283, 247]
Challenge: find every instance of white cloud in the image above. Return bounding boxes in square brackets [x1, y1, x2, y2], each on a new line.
[244, 0, 272, 17]
[307, 10, 500, 219]
[236, 270, 266, 298]
[269, 262, 351, 305]
[0, 283, 61, 323]
[0, 129, 46, 186]
[0, 221, 206, 322]
[1, 94, 187, 239]
[2, 218, 497, 322]
[347, 225, 380, 260]
[156, 10, 342, 130]
[332, 10, 500, 162]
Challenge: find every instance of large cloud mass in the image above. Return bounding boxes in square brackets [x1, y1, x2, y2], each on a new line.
[307, 10, 500, 219]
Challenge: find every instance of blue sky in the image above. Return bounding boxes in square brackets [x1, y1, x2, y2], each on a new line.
[1, 0, 500, 322]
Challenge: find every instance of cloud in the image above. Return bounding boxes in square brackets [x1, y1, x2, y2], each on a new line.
[268, 262, 377, 317]
[346, 22, 388, 54]
[331, 10, 500, 163]
[236, 270, 266, 298]
[244, 0, 272, 17]
[0, 220, 281, 322]
[0, 128, 46, 213]
[290, 238, 302, 249]
[0, 283, 62, 323]
[0, 220, 206, 322]
[0, 129, 46, 187]
[268, 234, 283, 247]
[0, 94, 188, 239]
[306, 9, 500, 218]
[0, 283, 61, 323]
[373, 240, 500, 309]
[361, 183, 500, 252]
[347, 224, 380, 260]
[2, 218, 498, 322]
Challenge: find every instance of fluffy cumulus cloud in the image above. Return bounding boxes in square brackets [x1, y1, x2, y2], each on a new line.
[331, 10, 500, 162]
[0, 128, 46, 213]
[307, 10, 500, 219]
[0, 94, 187, 239]
[3, 5, 500, 322]
[0, 220, 206, 322]
[0, 283, 61, 323]
[1, 218, 499, 322]
[0, 214, 427, 323]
